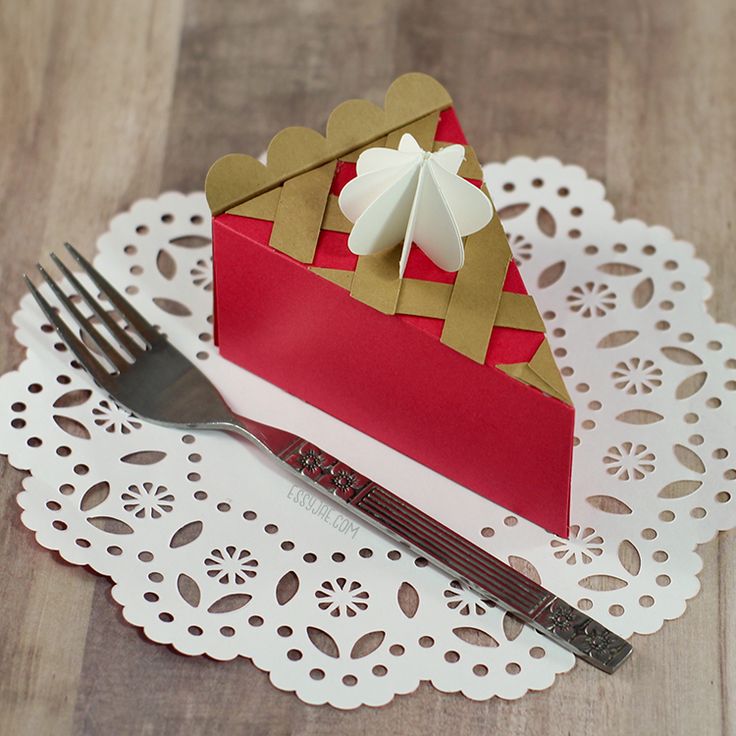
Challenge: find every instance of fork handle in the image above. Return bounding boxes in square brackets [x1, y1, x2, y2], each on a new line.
[231, 417, 632, 673]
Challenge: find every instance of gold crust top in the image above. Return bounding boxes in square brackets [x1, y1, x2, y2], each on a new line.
[205, 73, 452, 216]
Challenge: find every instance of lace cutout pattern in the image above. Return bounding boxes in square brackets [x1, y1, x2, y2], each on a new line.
[1, 162, 734, 707]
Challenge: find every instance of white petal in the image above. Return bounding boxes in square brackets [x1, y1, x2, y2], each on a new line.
[398, 133, 423, 154]
[430, 143, 466, 175]
[347, 165, 420, 256]
[428, 160, 493, 235]
[339, 160, 417, 223]
[356, 146, 419, 176]
[410, 167, 465, 272]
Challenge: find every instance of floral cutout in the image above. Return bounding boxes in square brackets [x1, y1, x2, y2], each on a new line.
[611, 358, 663, 394]
[550, 525, 604, 565]
[92, 399, 142, 434]
[508, 232, 533, 266]
[567, 282, 616, 317]
[603, 442, 656, 481]
[190, 258, 212, 291]
[444, 579, 494, 616]
[122, 482, 174, 519]
[316, 578, 369, 617]
[204, 546, 258, 584]
[5, 172, 736, 708]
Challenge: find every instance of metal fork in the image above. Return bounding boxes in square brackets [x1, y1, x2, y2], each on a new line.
[24, 243, 632, 673]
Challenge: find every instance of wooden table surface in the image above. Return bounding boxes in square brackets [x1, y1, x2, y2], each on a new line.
[1, 1, 733, 734]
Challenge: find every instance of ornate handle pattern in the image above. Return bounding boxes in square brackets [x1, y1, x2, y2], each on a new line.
[277, 439, 632, 673]
[532, 598, 633, 672]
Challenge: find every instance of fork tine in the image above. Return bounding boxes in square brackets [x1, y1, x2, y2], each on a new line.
[63, 242, 160, 344]
[50, 252, 143, 359]
[36, 263, 128, 372]
[24, 275, 111, 385]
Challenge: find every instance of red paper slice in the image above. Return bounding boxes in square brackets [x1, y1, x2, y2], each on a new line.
[211, 106, 573, 536]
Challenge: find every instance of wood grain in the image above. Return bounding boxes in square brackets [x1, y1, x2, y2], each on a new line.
[0, 1, 733, 734]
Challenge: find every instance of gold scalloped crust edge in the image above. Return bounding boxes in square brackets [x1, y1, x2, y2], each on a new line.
[205, 73, 453, 215]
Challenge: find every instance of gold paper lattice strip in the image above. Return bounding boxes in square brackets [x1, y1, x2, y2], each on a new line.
[349, 246, 403, 314]
[440, 206, 511, 363]
[309, 267, 546, 333]
[385, 110, 440, 150]
[497, 340, 572, 404]
[228, 187, 281, 220]
[269, 160, 336, 263]
[348, 111, 442, 315]
[321, 195, 352, 233]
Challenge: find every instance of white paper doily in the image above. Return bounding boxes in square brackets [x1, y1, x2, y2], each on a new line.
[1, 158, 734, 709]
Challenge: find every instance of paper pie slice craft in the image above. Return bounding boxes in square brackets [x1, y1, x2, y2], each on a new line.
[205, 73, 574, 536]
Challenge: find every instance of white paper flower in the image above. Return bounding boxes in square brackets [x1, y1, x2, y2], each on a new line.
[338, 134, 494, 277]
